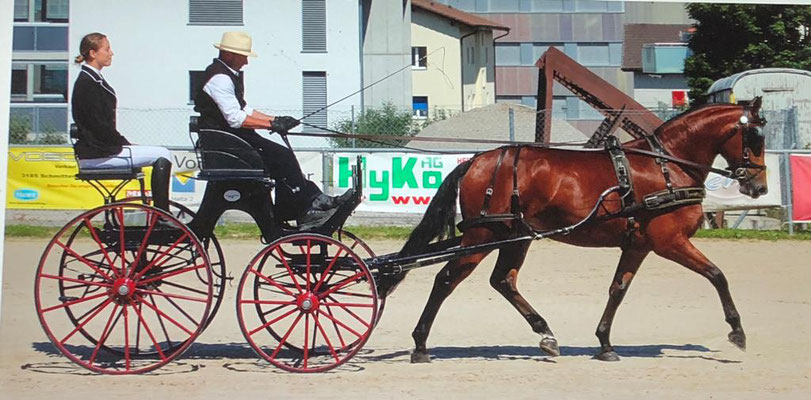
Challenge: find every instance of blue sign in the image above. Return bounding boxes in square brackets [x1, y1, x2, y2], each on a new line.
[172, 176, 195, 193]
[14, 189, 39, 201]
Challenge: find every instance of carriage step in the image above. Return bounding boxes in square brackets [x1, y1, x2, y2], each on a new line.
[59, 296, 79, 303]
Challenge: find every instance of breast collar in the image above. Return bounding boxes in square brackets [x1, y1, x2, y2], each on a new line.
[81, 66, 116, 98]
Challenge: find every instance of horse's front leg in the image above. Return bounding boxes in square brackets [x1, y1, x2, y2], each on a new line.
[594, 248, 649, 361]
[654, 238, 746, 350]
[411, 251, 490, 363]
[489, 241, 559, 357]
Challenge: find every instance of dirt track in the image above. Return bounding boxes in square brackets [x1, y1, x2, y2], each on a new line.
[1, 237, 809, 399]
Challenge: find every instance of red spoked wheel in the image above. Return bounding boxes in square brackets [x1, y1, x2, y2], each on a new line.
[237, 233, 378, 373]
[35, 203, 213, 374]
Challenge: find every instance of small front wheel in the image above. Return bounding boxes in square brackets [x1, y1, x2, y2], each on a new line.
[237, 233, 378, 373]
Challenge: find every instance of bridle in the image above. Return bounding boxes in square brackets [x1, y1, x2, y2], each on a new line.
[716, 107, 767, 184]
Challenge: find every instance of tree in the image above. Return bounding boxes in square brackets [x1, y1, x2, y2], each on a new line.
[330, 102, 419, 148]
[684, 4, 811, 105]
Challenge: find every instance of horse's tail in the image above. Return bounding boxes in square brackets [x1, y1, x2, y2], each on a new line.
[398, 159, 472, 257]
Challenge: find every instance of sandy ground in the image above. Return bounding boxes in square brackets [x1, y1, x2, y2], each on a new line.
[1, 237, 810, 399]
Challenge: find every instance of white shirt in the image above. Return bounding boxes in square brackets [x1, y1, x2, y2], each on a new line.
[202, 59, 254, 129]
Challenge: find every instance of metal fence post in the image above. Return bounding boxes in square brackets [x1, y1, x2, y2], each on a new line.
[322, 151, 332, 195]
[509, 107, 515, 142]
[351, 105, 356, 148]
[783, 152, 795, 235]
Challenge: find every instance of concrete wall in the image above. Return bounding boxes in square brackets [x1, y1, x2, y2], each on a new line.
[70, 0, 361, 147]
[461, 30, 496, 111]
[361, 0, 412, 110]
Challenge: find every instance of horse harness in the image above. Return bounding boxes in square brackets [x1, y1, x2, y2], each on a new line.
[457, 107, 766, 241]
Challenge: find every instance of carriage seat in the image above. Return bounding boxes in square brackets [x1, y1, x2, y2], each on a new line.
[70, 123, 144, 181]
[189, 116, 270, 182]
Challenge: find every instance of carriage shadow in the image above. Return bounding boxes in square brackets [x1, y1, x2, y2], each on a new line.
[29, 341, 371, 374]
[366, 343, 741, 365]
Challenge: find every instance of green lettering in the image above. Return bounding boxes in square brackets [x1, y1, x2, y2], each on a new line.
[423, 170, 442, 188]
[337, 157, 352, 187]
[369, 170, 389, 201]
[392, 157, 418, 188]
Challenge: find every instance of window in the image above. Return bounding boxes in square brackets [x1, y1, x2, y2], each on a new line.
[11, 62, 67, 103]
[189, 0, 243, 26]
[189, 71, 206, 103]
[14, 0, 68, 22]
[302, 71, 327, 132]
[11, 65, 27, 97]
[577, 43, 610, 66]
[495, 44, 520, 66]
[302, 0, 327, 53]
[12, 26, 69, 51]
[412, 47, 427, 69]
[413, 96, 428, 118]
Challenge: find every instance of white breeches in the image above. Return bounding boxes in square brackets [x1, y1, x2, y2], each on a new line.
[78, 146, 171, 169]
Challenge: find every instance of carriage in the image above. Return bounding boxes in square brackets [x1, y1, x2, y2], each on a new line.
[34, 99, 769, 374]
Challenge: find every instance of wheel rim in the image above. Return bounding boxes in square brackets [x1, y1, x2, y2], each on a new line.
[333, 229, 387, 326]
[35, 203, 213, 374]
[237, 233, 378, 373]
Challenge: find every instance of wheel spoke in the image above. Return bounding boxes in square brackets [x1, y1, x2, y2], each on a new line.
[135, 294, 195, 336]
[139, 263, 206, 286]
[128, 211, 159, 278]
[248, 306, 297, 336]
[41, 291, 108, 313]
[319, 308, 364, 339]
[318, 271, 366, 298]
[40, 273, 112, 289]
[89, 304, 121, 364]
[249, 268, 295, 297]
[137, 288, 209, 304]
[269, 312, 304, 360]
[131, 231, 192, 281]
[313, 313, 340, 362]
[312, 248, 344, 292]
[132, 302, 168, 361]
[81, 217, 121, 278]
[59, 298, 113, 344]
[275, 248, 304, 294]
[53, 241, 116, 282]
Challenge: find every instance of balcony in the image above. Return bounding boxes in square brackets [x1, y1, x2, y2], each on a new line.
[642, 43, 690, 74]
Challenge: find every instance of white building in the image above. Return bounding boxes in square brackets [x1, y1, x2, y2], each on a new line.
[69, 0, 363, 147]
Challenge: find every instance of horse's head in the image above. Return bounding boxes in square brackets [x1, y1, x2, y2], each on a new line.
[717, 97, 769, 198]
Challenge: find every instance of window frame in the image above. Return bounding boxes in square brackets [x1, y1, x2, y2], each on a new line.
[412, 46, 427, 70]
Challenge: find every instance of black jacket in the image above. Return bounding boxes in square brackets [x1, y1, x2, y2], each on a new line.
[71, 65, 130, 159]
[193, 58, 252, 135]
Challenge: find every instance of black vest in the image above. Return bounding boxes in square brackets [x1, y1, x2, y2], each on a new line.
[194, 59, 248, 132]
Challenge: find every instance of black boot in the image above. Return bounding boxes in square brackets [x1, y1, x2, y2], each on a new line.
[151, 157, 172, 212]
[310, 188, 353, 211]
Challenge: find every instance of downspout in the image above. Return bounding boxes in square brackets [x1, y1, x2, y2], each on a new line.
[358, 0, 366, 110]
[492, 28, 510, 106]
[459, 29, 477, 113]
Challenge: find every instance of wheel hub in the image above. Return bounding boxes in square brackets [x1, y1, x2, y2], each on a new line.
[112, 277, 137, 303]
[296, 293, 320, 313]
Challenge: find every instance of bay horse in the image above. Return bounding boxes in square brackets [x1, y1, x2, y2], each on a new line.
[381, 98, 768, 362]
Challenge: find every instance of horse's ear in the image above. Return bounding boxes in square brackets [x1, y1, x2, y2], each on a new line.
[751, 96, 763, 114]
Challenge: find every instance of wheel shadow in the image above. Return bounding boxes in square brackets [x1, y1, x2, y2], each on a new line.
[29, 341, 372, 374]
[365, 343, 741, 364]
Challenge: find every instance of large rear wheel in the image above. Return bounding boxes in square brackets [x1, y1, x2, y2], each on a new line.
[35, 203, 213, 374]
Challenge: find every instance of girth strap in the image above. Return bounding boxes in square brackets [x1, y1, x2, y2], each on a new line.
[604, 135, 635, 209]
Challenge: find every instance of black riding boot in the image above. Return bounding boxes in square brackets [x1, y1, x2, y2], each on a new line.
[151, 157, 172, 212]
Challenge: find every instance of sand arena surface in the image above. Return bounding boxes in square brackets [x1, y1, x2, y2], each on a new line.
[1, 237, 809, 399]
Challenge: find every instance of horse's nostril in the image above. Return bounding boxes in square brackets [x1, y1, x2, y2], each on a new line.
[758, 187, 768, 195]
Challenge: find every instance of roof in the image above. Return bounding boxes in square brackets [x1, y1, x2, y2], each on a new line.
[706, 68, 811, 94]
[622, 24, 691, 71]
[411, 0, 509, 31]
[411, 103, 587, 151]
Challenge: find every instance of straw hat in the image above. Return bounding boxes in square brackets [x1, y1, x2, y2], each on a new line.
[213, 31, 258, 57]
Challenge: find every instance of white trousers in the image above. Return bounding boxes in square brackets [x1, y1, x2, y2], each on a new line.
[78, 145, 171, 169]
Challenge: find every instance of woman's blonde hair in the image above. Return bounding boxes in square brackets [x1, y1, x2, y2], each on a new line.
[74, 32, 107, 64]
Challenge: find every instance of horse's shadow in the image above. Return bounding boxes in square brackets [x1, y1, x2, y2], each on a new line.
[365, 343, 741, 364]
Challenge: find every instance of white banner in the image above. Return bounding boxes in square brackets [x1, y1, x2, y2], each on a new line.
[167, 150, 323, 209]
[703, 153, 782, 212]
[330, 152, 781, 214]
[332, 153, 474, 213]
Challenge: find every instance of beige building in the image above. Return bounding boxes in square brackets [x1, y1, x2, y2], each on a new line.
[410, 0, 508, 119]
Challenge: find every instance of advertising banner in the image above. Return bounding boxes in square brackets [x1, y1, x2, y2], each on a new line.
[332, 152, 782, 214]
[790, 154, 811, 222]
[332, 152, 473, 213]
[6, 147, 323, 210]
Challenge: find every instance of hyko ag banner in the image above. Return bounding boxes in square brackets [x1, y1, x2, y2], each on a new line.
[332, 153, 473, 213]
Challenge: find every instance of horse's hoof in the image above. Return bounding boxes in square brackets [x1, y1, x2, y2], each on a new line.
[539, 336, 560, 357]
[728, 330, 746, 351]
[593, 350, 620, 362]
[410, 351, 431, 363]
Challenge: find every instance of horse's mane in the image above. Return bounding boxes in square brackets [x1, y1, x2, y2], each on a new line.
[653, 103, 740, 142]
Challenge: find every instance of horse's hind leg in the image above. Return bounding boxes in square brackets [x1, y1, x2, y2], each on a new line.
[594, 248, 649, 361]
[489, 241, 560, 357]
[655, 238, 746, 350]
[411, 251, 490, 363]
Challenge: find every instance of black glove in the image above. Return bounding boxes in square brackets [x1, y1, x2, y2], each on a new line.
[270, 116, 300, 133]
